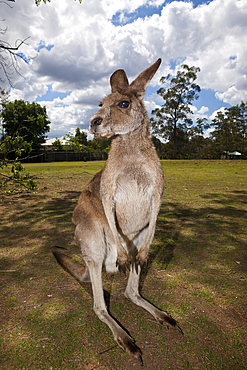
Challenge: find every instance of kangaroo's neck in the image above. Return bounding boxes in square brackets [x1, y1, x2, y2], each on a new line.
[108, 118, 156, 161]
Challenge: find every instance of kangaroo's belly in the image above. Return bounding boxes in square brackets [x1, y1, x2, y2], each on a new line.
[114, 175, 152, 237]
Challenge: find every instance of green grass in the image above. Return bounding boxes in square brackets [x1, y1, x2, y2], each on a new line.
[0, 160, 247, 369]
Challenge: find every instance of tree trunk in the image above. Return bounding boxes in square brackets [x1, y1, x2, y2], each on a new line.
[173, 124, 177, 159]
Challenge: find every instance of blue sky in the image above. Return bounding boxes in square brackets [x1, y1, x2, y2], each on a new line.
[2, 0, 246, 141]
[112, 0, 214, 26]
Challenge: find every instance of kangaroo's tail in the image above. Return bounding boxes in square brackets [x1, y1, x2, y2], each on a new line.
[53, 251, 91, 283]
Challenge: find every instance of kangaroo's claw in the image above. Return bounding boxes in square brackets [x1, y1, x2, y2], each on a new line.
[117, 263, 127, 276]
[176, 325, 184, 335]
[138, 354, 143, 367]
[116, 256, 130, 275]
[135, 253, 150, 273]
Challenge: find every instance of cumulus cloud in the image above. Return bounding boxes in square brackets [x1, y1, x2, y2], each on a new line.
[1, 0, 247, 139]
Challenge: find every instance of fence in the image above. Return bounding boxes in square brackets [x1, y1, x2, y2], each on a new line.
[23, 151, 108, 163]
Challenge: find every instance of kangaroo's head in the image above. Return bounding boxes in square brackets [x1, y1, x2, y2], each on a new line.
[89, 58, 161, 139]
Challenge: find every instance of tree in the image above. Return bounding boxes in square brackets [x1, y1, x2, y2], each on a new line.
[75, 127, 87, 146]
[227, 101, 247, 156]
[151, 64, 201, 159]
[0, 132, 36, 192]
[1, 100, 50, 150]
[0, 91, 36, 191]
[35, 0, 51, 4]
[187, 117, 210, 159]
[211, 111, 235, 155]
[51, 138, 63, 151]
[63, 132, 88, 152]
[211, 102, 247, 157]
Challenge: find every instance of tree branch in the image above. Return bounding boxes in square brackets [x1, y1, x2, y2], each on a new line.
[0, 1, 15, 9]
[0, 36, 30, 53]
[0, 0, 30, 86]
[0, 172, 29, 189]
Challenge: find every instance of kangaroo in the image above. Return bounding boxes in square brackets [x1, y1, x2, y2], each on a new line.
[53, 59, 182, 366]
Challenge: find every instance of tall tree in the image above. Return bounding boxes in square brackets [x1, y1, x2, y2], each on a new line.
[1, 100, 50, 150]
[227, 101, 247, 155]
[151, 64, 201, 159]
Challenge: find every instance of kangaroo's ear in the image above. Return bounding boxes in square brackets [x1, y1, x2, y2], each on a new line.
[110, 69, 129, 93]
[130, 58, 161, 96]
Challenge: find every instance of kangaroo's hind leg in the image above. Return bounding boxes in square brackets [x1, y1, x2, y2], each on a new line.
[75, 223, 143, 365]
[86, 257, 143, 365]
[125, 263, 183, 334]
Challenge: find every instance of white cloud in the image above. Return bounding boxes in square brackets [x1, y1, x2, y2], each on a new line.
[10, 75, 49, 102]
[215, 78, 247, 105]
[197, 106, 209, 115]
[1, 0, 246, 140]
[37, 98, 97, 138]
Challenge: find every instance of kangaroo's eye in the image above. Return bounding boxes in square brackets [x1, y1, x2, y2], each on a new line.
[118, 101, 130, 108]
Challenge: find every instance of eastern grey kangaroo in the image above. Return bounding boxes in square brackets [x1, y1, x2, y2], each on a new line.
[53, 59, 182, 366]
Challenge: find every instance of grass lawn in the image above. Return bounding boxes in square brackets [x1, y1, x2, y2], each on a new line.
[0, 160, 246, 369]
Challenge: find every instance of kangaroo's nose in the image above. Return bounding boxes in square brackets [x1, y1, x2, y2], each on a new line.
[92, 117, 102, 126]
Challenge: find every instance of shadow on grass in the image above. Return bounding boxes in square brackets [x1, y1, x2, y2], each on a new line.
[151, 189, 247, 266]
[1, 189, 247, 369]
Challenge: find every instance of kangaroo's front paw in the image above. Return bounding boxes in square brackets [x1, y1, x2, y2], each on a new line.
[116, 254, 130, 275]
[135, 250, 150, 271]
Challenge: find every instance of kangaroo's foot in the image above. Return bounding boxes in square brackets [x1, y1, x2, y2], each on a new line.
[155, 309, 177, 326]
[115, 330, 143, 366]
[154, 308, 183, 333]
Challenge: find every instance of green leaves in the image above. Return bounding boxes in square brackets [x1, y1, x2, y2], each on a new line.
[211, 101, 247, 156]
[35, 0, 51, 5]
[35, 0, 82, 5]
[1, 100, 50, 151]
[51, 138, 63, 152]
[0, 133, 37, 192]
[63, 132, 89, 152]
